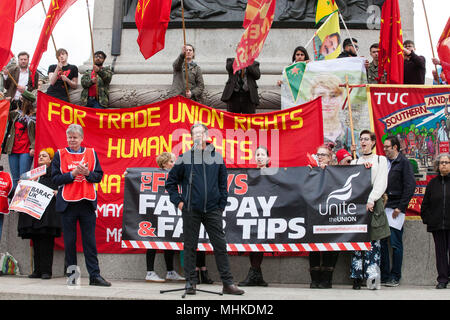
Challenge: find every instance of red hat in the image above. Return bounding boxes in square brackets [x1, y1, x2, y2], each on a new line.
[336, 149, 352, 163]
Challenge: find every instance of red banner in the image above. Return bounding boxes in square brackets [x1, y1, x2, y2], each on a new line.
[35, 93, 323, 253]
[368, 84, 450, 217]
[233, 0, 275, 74]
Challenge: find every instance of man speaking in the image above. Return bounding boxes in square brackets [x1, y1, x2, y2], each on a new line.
[165, 123, 244, 295]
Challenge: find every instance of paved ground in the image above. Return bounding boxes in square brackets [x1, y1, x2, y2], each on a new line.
[0, 274, 449, 300]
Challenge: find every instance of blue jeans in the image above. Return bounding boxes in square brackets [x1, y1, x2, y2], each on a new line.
[8, 153, 33, 191]
[87, 97, 104, 109]
[380, 227, 404, 282]
[0, 214, 3, 242]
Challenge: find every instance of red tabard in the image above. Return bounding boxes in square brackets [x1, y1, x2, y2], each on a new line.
[0, 171, 12, 214]
[59, 148, 97, 202]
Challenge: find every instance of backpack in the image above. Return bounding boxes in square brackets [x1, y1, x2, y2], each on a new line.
[0, 252, 20, 275]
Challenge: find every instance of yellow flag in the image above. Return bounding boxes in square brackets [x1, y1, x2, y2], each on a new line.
[315, 0, 339, 24]
[312, 12, 341, 60]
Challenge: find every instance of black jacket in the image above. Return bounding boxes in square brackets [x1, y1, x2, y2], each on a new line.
[51, 147, 104, 213]
[165, 143, 228, 213]
[385, 153, 416, 213]
[404, 51, 426, 84]
[421, 174, 450, 232]
[17, 166, 61, 238]
[221, 58, 260, 105]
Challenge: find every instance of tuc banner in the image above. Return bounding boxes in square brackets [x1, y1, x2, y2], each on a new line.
[122, 166, 372, 252]
[368, 84, 450, 217]
[35, 92, 324, 253]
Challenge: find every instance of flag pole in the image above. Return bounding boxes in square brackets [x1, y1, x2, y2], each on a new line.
[180, 0, 189, 94]
[345, 75, 356, 159]
[305, 13, 335, 49]
[421, 0, 439, 77]
[338, 11, 360, 57]
[86, 0, 99, 100]
[41, 0, 71, 102]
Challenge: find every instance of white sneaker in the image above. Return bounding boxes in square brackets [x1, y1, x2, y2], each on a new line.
[145, 271, 165, 282]
[166, 270, 185, 281]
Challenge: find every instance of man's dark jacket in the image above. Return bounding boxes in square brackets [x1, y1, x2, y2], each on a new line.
[385, 152, 416, 213]
[221, 58, 261, 105]
[421, 174, 450, 232]
[165, 143, 228, 213]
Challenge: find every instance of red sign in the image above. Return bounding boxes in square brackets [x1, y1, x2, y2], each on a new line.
[368, 84, 450, 216]
[35, 92, 324, 253]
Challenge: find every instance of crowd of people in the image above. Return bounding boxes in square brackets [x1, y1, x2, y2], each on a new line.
[0, 36, 448, 294]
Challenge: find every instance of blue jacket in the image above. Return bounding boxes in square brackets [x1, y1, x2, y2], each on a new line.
[51, 147, 104, 213]
[165, 143, 228, 213]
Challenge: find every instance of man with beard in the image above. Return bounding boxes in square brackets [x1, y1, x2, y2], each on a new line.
[2, 52, 39, 111]
[80, 51, 113, 109]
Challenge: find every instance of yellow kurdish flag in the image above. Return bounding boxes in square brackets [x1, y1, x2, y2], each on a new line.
[315, 0, 339, 24]
[312, 12, 341, 61]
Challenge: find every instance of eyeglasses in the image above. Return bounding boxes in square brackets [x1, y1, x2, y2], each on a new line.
[360, 137, 371, 142]
[440, 161, 450, 165]
[383, 145, 392, 149]
[317, 153, 330, 157]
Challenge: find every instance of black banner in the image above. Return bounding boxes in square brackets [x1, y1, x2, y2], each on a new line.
[122, 166, 371, 252]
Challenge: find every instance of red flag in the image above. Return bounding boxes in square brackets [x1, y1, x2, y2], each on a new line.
[0, 3, 16, 70]
[437, 17, 450, 84]
[29, 0, 78, 85]
[377, 0, 404, 84]
[136, 0, 172, 59]
[15, 0, 40, 21]
[233, 0, 276, 74]
[0, 1, 41, 70]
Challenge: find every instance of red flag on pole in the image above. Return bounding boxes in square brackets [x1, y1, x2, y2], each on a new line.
[437, 17, 450, 84]
[136, 0, 172, 59]
[15, 0, 40, 21]
[377, 0, 404, 84]
[0, 3, 16, 70]
[29, 0, 78, 85]
[233, 0, 276, 74]
[0, 1, 41, 70]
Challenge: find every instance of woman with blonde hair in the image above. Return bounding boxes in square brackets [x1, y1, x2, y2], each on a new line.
[310, 74, 353, 152]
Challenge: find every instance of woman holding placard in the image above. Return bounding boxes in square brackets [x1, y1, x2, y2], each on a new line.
[17, 148, 61, 280]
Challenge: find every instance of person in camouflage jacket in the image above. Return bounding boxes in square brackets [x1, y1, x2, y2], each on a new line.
[80, 51, 113, 108]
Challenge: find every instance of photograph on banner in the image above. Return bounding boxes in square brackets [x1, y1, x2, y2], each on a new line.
[297, 57, 369, 152]
[368, 85, 450, 217]
[312, 11, 341, 61]
[122, 166, 371, 252]
[34, 92, 323, 253]
[9, 180, 54, 220]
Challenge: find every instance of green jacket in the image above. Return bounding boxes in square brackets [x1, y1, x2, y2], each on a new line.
[80, 66, 113, 107]
[168, 54, 205, 102]
[367, 61, 379, 84]
[4, 110, 35, 154]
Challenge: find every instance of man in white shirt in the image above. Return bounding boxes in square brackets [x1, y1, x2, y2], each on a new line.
[1, 52, 39, 111]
